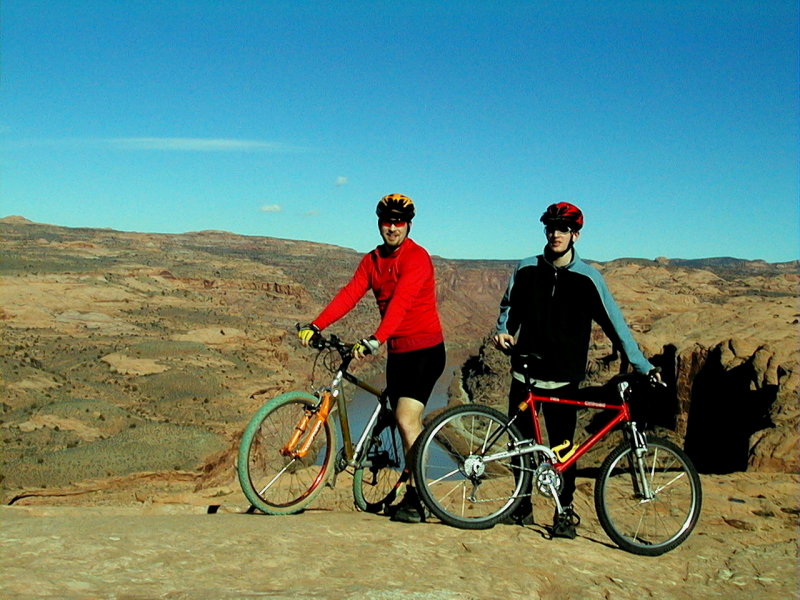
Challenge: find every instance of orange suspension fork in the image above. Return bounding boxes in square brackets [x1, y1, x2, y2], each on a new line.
[283, 392, 334, 458]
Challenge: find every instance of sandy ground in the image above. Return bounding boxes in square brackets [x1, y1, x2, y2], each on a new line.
[1, 473, 797, 600]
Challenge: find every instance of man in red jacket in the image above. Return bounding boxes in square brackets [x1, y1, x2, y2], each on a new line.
[298, 194, 446, 523]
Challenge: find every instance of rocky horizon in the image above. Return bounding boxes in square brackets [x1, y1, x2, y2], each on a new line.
[5, 214, 799, 267]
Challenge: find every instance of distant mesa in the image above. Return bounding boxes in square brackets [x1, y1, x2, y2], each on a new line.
[0, 215, 36, 225]
[186, 229, 233, 236]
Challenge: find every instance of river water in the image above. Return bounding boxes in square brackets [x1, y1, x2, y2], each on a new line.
[343, 356, 465, 436]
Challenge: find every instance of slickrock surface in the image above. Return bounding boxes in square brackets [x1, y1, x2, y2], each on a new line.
[1, 472, 796, 600]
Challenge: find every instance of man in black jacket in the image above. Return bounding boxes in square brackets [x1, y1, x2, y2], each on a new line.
[492, 202, 657, 538]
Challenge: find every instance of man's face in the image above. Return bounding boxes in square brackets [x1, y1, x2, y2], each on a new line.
[379, 218, 409, 248]
[544, 224, 579, 254]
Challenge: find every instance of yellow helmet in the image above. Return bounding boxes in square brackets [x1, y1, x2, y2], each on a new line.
[376, 193, 415, 221]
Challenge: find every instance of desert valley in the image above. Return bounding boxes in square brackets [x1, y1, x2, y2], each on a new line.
[0, 216, 797, 599]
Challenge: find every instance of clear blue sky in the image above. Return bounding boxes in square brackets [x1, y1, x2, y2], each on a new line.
[2, 1, 797, 262]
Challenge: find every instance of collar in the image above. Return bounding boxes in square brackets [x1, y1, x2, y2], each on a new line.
[377, 237, 413, 258]
[542, 246, 578, 269]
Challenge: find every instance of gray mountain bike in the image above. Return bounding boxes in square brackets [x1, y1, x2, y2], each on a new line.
[238, 329, 406, 515]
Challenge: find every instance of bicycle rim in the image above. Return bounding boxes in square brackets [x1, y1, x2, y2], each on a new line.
[353, 419, 406, 513]
[414, 404, 531, 529]
[595, 438, 702, 555]
[238, 393, 336, 515]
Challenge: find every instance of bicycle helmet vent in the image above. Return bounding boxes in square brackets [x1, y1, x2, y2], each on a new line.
[376, 193, 415, 221]
[540, 202, 584, 231]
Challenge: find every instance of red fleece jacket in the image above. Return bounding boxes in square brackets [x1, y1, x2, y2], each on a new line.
[312, 238, 444, 353]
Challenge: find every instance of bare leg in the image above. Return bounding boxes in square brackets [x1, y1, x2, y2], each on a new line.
[394, 396, 425, 456]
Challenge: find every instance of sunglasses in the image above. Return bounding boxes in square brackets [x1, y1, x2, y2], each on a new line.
[544, 225, 574, 236]
[380, 219, 408, 228]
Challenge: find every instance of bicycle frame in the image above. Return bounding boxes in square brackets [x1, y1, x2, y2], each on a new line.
[477, 378, 656, 501]
[522, 390, 632, 474]
[283, 341, 389, 471]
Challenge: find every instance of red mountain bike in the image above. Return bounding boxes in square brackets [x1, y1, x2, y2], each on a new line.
[412, 355, 702, 555]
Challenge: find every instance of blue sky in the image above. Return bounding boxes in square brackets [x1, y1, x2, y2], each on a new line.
[2, 1, 797, 262]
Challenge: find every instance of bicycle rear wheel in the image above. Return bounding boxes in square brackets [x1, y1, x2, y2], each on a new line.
[413, 404, 532, 530]
[595, 437, 702, 555]
[352, 410, 406, 513]
[238, 392, 336, 515]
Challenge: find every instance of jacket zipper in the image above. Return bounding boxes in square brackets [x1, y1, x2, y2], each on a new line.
[552, 267, 558, 297]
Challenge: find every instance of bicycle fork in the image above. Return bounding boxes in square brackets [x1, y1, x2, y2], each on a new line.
[282, 391, 335, 458]
[627, 423, 655, 501]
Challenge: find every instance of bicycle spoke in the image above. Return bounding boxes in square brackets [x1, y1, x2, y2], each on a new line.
[652, 471, 686, 496]
[258, 459, 297, 496]
[427, 467, 462, 487]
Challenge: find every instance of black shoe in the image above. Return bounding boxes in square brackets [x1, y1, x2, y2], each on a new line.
[552, 506, 581, 539]
[500, 501, 534, 526]
[390, 488, 429, 524]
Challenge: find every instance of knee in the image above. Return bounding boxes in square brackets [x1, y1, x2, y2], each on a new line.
[395, 411, 421, 433]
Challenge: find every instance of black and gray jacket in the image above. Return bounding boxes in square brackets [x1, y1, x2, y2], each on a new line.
[496, 249, 653, 383]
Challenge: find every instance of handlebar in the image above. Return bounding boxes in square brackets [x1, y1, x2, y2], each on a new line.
[508, 349, 665, 397]
[295, 323, 358, 358]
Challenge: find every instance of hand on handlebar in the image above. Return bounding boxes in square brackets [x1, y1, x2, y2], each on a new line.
[297, 323, 320, 347]
[492, 333, 516, 354]
[352, 336, 380, 360]
[648, 367, 665, 387]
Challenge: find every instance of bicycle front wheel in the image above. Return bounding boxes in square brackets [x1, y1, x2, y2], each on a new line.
[352, 412, 406, 513]
[414, 404, 532, 530]
[238, 392, 337, 515]
[595, 437, 702, 555]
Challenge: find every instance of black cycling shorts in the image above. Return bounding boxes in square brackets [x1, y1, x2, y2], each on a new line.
[386, 342, 446, 407]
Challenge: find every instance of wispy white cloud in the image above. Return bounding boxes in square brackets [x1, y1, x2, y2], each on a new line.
[260, 204, 283, 213]
[335, 176, 348, 187]
[2, 137, 306, 152]
[107, 137, 299, 152]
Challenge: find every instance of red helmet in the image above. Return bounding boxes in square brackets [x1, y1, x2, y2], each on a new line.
[540, 202, 584, 231]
